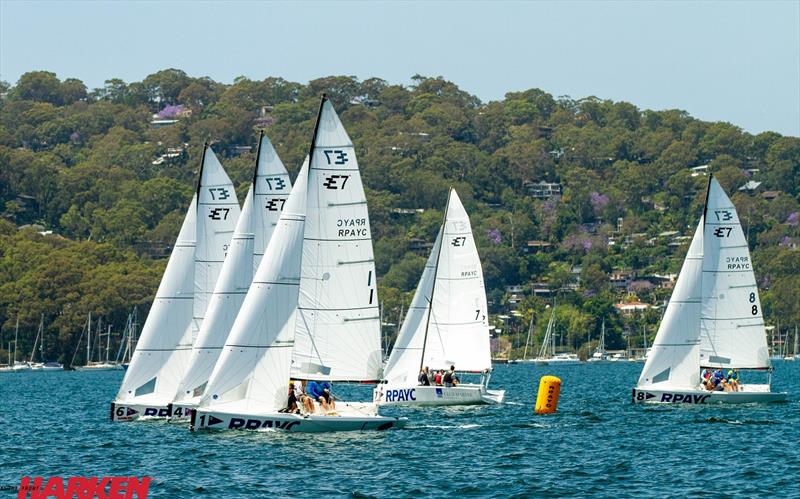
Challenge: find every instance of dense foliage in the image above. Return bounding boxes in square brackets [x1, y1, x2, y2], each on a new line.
[1, 69, 798, 364]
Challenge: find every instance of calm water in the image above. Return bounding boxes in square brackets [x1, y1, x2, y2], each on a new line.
[1, 362, 798, 498]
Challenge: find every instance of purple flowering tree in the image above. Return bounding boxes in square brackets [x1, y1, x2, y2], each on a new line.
[487, 228, 502, 245]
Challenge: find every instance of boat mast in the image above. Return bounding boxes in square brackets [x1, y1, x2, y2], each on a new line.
[39, 314, 44, 363]
[522, 314, 534, 360]
[550, 305, 556, 357]
[419, 188, 452, 372]
[105, 324, 111, 364]
[86, 312, 91, 365]
[13, 317, 18, 365]
[29, 317, 41, 363]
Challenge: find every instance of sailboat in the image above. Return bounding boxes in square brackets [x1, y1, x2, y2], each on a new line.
[112, 144, 240, 421]
[11, 318, 31, 371]
[77, 314, 122, 371]
[375, 189, 505, 406]
[114, 308, 139, 369]
[32, 315, 63, 371]
[171, 133, 291, 419]
[633, 175, 787, 404]
[533, 303, 581, 365]
[784, 326, 797, 361]
[508, 315, 536, 364]
[194, 96, 404, 432]
[0, 341, 13, 373]
[587, 319, 611, 363]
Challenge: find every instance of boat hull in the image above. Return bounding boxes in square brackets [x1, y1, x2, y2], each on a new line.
[191, 408, 405, 433]
[76, 365, 123, 371]
[373, 383, 505, 406]
[110, 402, 176, 421]
[632, 387, 788, 405]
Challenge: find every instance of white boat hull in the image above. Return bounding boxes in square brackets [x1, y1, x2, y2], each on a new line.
[110, 401, 177, 421]
[373, 383, 505, 406]
[77, 364, 123, 371]
[632, 386, 787, 405]
[191, 408, 405, 433]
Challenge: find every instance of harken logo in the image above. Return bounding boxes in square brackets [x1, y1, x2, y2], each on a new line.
[17, 476, 151, 499]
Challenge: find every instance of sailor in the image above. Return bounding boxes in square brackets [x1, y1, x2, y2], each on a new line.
[418, 366, 431, 386]
[296, 380, 314, 413]
[726, 369, 740, 392]
[279, 382, 300, 414]
[306, 380, 327, 413]
[434, 370, 443, 386]
[320, 381, 336, 412]
[443, 365, 459, 387]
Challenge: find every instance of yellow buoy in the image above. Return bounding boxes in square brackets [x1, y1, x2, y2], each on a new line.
[534, 375, 561, 414]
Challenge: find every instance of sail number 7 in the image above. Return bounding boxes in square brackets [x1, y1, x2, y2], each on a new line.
[713, 227, 732, 238]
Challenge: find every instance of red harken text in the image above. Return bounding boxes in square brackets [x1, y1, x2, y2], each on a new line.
[18, 477, 151, 499]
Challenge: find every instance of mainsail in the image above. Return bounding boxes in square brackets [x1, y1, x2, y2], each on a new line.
[291, 97, 382, 381]
[637, 218, 703, 389]
[175, 134, 290, 402]
[383, 189, 491, 384]
[201, 158, 308, 413]
[699, 177, 770, 369]
[115, 146, 239, 405]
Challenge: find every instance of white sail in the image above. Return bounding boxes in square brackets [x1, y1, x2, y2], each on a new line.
[175, 136, 290, 403]
[115, 146, 239, 405]
[291, 98, 382, 381]
[700, 177, 769, 369]
[201, 158, 308, 413]
[383, 189, 491, 383]
[637, 218, 703, 389]
[382, 228, 442, 383]
[252, 134, 292, 269]
[193, 147, 242, 338]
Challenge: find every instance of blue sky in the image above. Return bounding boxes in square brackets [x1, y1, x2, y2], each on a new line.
[1, 0, 798, 136]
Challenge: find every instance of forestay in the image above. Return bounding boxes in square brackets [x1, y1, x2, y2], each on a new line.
[700, 177, 769, 369]
[175, 135, 290, 402]
[115, 146, 239, 404]
[201, 158, 308, 413]
[291, 98, 382, 382]
[637, 218, 703, 389]
[383, 189, 491, 384]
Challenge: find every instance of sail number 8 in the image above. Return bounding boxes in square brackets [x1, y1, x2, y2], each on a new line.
[749, 292, 758, 315]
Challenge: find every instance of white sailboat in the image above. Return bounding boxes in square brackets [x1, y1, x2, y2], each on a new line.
[587, 319, 611, 363]
[171, 133, 291, 419]
[194, 97, 404, 432]
[508, 315, 537, 364]
[633, 176, 787, 404]
[532, 304, 581, 365]
[77, 314, 122, 371]
[375, 189, 505, 406]
[785, 326, 798, 361]
[11, 318, 31, 371]
[112, 144, 240, 421]
[27, 314, 63, 371]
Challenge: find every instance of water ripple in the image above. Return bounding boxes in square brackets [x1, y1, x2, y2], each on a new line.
[0, 363, 798, 497]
